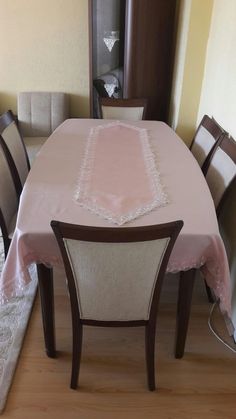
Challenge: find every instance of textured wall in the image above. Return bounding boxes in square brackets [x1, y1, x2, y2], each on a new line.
[170, 0, 213, 145]
[0, 0, 89, 117]
[197, 0, 236, 139]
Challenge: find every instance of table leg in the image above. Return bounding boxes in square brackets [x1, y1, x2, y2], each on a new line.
[37, 264, 56, 358]
[175, 269, 196, 358]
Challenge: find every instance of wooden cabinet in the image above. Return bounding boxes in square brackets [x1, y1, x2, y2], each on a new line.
[89, 0, 178, 121]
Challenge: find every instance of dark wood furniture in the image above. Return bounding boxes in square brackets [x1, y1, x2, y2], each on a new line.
[99, 97, 148, 120]
[51, 220, 183, 390]
[89, 0, 178, 121]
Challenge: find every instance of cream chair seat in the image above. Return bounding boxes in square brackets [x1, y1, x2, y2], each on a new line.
[17, 92, 69, 164]
[22, 137, 48, 165]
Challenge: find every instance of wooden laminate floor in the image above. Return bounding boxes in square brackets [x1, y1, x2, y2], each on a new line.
[3, 268, 236, 418]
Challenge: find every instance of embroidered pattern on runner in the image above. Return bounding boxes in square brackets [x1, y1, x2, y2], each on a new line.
[75, 122, 168, 225]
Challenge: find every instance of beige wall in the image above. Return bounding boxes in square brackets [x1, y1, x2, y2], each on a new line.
[170, 0, 213, 146]
[197, 0, 236, 139]
[0, 0, 89, 117]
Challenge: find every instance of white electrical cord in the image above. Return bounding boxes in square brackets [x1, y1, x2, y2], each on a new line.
[208, 300, 236, 353]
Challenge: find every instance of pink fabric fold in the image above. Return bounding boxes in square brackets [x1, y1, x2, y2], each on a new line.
[75, 122, 168, 225]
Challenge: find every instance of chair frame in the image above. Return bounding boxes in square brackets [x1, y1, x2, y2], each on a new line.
[190, 115, 227, 303]
[190, 114, 226, 175]
[99, 97, 148, 120]
[0, 110, 30, 198]
[203, 133, 236, 303]
[51, 220, 183, 391]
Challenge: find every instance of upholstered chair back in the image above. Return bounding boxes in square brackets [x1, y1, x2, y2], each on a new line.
[0, 110, 29, 194]
[205, 134, 236, 213]
[0, 142, 18, 257]
[18, 92, 69, 137]
[17, 92, 69, 164]
[65, 238, 168, 321]
[100, 98, 147, 121]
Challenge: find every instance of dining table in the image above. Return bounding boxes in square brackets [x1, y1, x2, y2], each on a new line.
[0, 118, 233, 359]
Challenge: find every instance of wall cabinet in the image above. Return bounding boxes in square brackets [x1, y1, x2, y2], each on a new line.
[89, 0, 178, 121]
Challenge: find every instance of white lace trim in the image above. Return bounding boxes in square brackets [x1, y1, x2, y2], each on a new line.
[167, 257, 206, 273]
[167, 255, 231, 317]
[0, 255, 61, 304]
[74, 121, 169, 225]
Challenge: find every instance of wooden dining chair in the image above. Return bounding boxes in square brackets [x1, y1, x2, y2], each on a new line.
[0, 110, 30, 197]
[205, 134, 236, 217]
[0, 141, 19, 258]
[99, 98, 148, 121]
[51, 220, 183, 391]
[190, 115, 226, 174]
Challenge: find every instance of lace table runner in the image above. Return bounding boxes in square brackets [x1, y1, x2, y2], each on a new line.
[75, 122, 168, 225]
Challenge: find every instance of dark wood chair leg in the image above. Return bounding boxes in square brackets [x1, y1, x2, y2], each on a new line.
[145, 322, 156, 391]
[204, 279, 215, 303]
[3, 235, 11, 260]
[175, 269, 196, 359]
[70, 323, 83, 389]
[37, 263, 56, 358]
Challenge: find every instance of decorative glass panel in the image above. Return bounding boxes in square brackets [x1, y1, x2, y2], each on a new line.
[91, 0, 126, 117]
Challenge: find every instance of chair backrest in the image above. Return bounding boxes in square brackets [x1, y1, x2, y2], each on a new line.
[205, 134, 236, 215]
[51, 221, 183, 323]
[17, 92, 69, 137]
[190, 115, 225, 172]
[0, 142, 19, 257]
[99, 98, 148, 121]
[0, 110, 30, 196]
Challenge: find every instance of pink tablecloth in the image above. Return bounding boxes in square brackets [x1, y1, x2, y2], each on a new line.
[0, 119, 232, 320]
